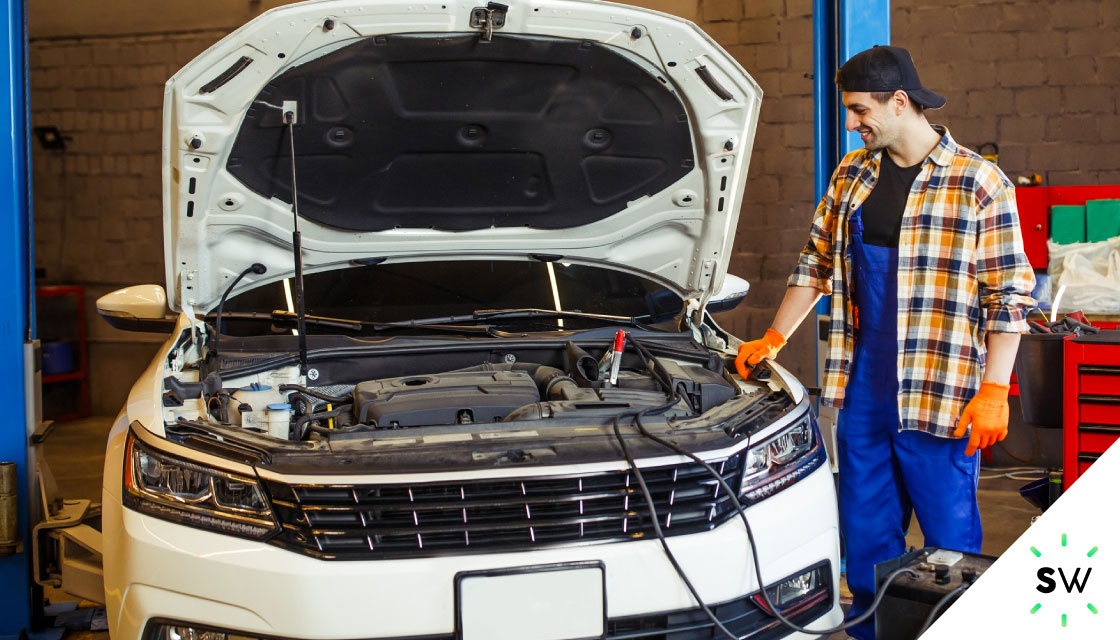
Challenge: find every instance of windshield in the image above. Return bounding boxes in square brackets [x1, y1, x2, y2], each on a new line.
[220, 260, 684, 336]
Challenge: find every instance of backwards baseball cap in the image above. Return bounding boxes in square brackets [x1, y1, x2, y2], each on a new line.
[835, 45, 946, 109]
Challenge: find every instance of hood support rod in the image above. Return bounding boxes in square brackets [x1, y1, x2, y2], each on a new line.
[285, 109, 309, 376]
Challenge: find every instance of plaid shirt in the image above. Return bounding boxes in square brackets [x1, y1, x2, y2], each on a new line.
[790, 127, 1036, 436]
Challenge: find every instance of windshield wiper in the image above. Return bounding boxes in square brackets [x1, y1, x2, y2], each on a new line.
[209, 310, 364, 332]
[365, 307, 649, 334]
[211, 310, 515, 337]
[473, 308, 641, 324]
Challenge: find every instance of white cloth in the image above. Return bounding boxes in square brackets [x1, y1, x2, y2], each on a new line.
[1047, 236, 1120, 312]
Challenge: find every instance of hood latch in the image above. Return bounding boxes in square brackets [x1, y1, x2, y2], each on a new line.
[470, 2, 508, 41]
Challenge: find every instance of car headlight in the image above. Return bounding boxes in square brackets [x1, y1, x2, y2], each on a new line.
[146, 621, 261, 640]
[124, 431, 278, 539]
[739, 409, 825, 504]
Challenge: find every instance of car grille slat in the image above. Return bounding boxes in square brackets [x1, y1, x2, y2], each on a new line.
[265, 456, 742, 559]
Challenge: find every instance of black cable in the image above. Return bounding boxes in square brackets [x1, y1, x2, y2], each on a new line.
[629, 408, 919, 637]
[621, 334, 921, 635]
[277, 383, 350, 404]
[610, 413, 739, 640]
[210, 262, 267, 361]
[915, 583, 968, 637]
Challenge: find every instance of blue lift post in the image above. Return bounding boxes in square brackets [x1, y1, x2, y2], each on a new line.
[811, 2, 891, 351]
[812, 0, 891, 254]
[0, 0, 34, 634]
[811, 0, 889, 466]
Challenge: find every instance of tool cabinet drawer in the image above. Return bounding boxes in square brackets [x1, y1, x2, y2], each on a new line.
[1080, 397, 1120, 425]
[1078, 452, 1102, 474]
[1079, 425, 1120, 454]
[1079, 365, 1120, 395]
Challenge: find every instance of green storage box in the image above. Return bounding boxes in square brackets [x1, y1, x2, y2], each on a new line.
[1050, 204, 1086, 245]
[1086, 199, 1120, 242]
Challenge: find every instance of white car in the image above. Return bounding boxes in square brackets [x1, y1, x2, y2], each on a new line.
[88, 1, 841, 638]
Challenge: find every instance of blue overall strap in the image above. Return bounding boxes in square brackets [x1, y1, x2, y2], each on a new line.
[836, 206, 981, 640]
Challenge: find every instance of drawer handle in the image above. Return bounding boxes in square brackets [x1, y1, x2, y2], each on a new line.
[1080, 394, 1120, 405]
[1079, 424, 1120, 434]
[1080, 365, 1120, 376]
[1078, 453, 1102, 463]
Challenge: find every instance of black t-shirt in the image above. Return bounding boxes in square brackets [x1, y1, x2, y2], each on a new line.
[859, 151, 923, 248]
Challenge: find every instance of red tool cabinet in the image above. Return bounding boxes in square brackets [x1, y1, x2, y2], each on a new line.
[1015, 184, 1120, 271]
[1063, 332, 1120, 488]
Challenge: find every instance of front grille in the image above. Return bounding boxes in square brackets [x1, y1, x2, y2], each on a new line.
[264, 456, 742, 559]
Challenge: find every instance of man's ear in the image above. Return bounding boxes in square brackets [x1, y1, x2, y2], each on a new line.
[893, 90, 909, 116]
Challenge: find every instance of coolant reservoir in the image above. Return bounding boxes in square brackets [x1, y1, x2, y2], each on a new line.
[267, 403, 292, 440]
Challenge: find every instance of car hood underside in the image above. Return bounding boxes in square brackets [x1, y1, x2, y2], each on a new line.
[163, 0, 761, 315]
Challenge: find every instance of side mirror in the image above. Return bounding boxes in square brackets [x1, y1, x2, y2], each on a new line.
[706, 274, 750, 314]
[96, 285, 177, 333]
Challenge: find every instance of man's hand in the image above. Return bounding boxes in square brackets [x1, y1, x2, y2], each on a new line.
[953, 381, 1011, 456]
[734, 328, 787, 378]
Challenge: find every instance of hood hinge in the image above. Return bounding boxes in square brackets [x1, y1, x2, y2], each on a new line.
[470, 2, 508, 41]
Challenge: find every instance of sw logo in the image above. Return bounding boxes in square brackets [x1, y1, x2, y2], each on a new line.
[1030, 533, 1100, 628]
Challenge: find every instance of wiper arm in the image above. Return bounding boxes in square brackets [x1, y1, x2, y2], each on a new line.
[472, 308, 637, 324]
[210, 310, 363, 332]
[214, 310, 513, 337]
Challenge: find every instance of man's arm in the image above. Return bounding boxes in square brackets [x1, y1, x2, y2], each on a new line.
[954, 177, 1035, 454]
[983, 331, 1021, 385]
[734, 285, 824, 376]
[735, 161, 848, 377]
[771, 285, 824, 337]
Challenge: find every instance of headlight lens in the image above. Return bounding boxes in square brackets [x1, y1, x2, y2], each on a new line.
[147, 622, 260, 640]
[124, 432, 277, 539]
[739, 410, 824, 503]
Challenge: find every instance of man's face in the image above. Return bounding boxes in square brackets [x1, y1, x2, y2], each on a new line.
[842, 91, 904, 150]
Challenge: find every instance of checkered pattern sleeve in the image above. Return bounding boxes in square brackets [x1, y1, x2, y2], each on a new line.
[788, 165, 844, 294]
[975, 179, 1036, 334]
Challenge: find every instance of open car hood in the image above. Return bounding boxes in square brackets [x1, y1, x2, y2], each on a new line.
[163, 0, 761, 316]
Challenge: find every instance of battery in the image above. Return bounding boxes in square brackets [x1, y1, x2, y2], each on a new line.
[874, 547, 995, 640]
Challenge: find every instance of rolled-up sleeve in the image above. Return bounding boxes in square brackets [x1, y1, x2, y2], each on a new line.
[976, 183, 1036, 333]
[788, 178, 839, 294]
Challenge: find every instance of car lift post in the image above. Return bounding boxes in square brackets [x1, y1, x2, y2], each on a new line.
[0, 0, 35, 635]
[812, 0, 890, 466]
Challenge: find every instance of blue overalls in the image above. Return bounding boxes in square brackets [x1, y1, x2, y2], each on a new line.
[838, 207, 983, 640]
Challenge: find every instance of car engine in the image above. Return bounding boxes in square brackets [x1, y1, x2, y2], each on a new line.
[186, 341, 741, 442]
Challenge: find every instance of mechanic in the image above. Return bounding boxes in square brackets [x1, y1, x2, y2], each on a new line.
[734, 46, 1035, 638]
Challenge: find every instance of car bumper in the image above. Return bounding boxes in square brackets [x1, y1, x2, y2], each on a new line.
[103, 464, 840, 640]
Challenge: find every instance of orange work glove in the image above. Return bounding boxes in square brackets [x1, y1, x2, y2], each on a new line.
[952, 381, 1011, 456]
[734, 328, 787, 378]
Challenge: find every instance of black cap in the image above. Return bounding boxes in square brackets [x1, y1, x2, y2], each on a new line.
[836, 45, 946, 109]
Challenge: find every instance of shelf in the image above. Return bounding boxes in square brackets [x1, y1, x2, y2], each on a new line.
[36, 285, 90, 420]
[42, 369, 87, 384]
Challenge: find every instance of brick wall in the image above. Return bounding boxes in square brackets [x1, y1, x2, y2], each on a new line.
[31, 31, 230, 415]
[698, 0, 819, 381]
[895, 0, 1120, 187]
[709, 0, 1120, 381]
[27, 1, 1120, 414]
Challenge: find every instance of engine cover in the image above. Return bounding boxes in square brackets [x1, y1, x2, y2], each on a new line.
[353, 370, 540, 428]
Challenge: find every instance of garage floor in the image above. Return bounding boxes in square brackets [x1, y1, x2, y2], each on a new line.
[37, 416, 1047, 639]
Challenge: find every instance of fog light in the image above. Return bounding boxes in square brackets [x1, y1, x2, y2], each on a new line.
[751, 564, 830, 615]
[768, 569, 819, 608]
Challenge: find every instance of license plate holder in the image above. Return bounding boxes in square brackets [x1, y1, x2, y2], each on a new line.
[456, 561, 606, 640]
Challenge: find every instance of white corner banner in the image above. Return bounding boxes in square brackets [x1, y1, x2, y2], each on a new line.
[921, 443, 1120, 638]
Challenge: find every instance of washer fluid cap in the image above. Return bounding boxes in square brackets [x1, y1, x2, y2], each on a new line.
[267, 403, 292, 411]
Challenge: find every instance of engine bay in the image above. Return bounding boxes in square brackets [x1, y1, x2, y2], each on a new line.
[161, 336, 758, 444]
